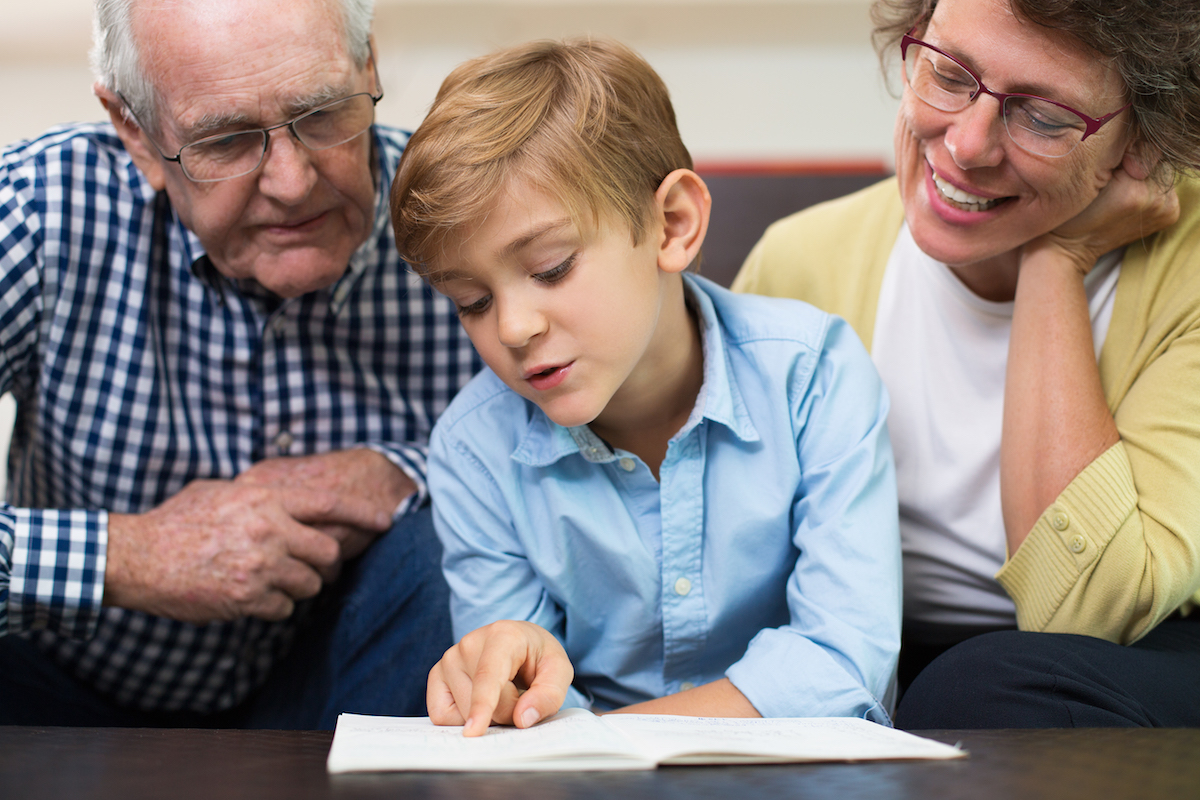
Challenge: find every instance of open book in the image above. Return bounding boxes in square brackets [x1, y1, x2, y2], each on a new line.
[326, 708, 965, 773]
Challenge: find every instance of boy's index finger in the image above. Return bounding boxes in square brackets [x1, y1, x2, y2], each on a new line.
[461, 640, 526, 737]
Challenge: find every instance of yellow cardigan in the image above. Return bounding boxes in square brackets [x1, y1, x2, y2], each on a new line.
[734, 176, 1200, 643]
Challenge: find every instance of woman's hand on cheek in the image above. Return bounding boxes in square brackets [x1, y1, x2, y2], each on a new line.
[1023, 165, 1179, 278]
[426, 620, 574, 737]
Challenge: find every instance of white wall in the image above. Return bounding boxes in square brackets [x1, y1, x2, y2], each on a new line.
[1, 0, 901, 164]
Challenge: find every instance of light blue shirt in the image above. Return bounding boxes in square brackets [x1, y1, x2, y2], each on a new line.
[429, 274, 901, 722]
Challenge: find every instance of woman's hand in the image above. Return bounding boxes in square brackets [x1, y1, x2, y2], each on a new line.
[1022, 166, 1179, 278]
[427, 620, 574, 737]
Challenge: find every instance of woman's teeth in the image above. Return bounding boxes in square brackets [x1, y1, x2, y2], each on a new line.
[933, 172, 1003, 212]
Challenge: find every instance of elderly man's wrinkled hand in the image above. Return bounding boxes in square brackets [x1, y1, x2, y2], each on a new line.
[427, 620, 574, 737]
[235, 448, 413, 562]
[104, 478, 369, 623]
[1026, 167, 1180, 277]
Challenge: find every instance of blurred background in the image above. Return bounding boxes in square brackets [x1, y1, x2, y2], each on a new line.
[0, 0, 903, 494]
[3, 0, 899, 162]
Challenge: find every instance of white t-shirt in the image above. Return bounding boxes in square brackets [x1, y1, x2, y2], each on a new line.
[872, 225, 1121, 626]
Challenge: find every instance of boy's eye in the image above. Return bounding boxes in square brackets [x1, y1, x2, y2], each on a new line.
[533, 254, 577, 284]
[456, 295, 492, 317]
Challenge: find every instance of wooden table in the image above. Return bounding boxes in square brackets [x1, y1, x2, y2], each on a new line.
[1, 726, 1197, 800]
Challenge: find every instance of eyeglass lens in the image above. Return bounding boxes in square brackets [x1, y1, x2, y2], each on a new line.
[179, 93, 377, 181]
[904, 43, 1087, 157]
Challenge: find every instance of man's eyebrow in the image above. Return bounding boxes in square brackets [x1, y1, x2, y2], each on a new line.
[183, 111, 254, 140]
[284, 84, 348, 116]
[181, 84, 352, 141]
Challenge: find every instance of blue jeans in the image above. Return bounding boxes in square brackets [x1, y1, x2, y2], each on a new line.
[0, 505, 452, 729]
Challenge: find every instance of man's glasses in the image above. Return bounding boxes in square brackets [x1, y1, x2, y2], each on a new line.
[121, 51, 383, 183]
[900, 29, 1130, 158]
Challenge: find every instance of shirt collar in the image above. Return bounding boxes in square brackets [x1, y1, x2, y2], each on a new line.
[680, 272, 759, 444]
[174, 126, 394, 314]
[510, 273, 759, 469]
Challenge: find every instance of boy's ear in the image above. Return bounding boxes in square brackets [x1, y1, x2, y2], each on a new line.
[95, 82, 168, 191]
[654, 169, 711, 275]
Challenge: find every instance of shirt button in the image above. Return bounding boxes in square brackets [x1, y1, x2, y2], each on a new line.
[272, 315, 287, 334]
[674, 577, 692, 596]
[274, 431, 294, 453]
[1051, 510, 1070, 531]
[680, 681, 696, 692]
[619, 457, 636, 472]
[1068, 534, 1087, 554]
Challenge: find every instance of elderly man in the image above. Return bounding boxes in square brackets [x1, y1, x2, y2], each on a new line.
[0, 0, 479, 728]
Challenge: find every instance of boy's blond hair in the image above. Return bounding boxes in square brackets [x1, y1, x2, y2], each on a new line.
[390, 37, 692, 276]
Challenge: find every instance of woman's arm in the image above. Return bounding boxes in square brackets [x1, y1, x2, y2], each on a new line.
[998, 169, 1200, 642]
[1002, 169, 1179, 550]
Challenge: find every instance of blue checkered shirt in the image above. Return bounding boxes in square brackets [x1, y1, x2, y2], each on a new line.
[0, 123, 480, 713]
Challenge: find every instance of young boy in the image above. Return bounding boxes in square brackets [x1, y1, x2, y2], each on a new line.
[390, 38, 901, 736]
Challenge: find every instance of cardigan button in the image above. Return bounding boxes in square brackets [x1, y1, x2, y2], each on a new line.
[1068, 535, 1087, 554]
[1051, 510, 1070, 531]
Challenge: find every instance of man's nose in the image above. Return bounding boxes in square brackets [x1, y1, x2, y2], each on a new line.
[256, 126, 319, 203]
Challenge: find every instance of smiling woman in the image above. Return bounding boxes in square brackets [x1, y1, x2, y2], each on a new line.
[734, 0, 1200, 729]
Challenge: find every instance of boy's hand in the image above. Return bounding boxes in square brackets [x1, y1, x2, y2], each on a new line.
[427, 620, 574, 737]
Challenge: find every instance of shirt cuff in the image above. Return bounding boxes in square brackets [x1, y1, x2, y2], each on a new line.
[361, 442, 430, 515]
[996, 441, 1138, 636]
[6, 508, 107, 639]
[725, 627, 892, 725]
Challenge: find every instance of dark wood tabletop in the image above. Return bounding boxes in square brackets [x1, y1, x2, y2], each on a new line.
[0, 725, 1197, 800]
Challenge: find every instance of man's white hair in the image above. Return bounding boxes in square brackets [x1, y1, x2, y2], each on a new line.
[91, 0, 375, 132]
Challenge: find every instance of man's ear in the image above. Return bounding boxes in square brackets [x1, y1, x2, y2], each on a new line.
[654, 169, 712, 275]
[1121, 137, 1161, 182]
[366, 35, 380, 90]
[95, 82, 167, 191]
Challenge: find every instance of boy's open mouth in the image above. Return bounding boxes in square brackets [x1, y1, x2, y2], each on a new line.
[525, 362, 573, 390]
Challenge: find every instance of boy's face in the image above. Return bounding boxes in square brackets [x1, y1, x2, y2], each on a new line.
[431, 181, 681, 430]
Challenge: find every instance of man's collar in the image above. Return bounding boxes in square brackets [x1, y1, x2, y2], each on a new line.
[682, 273, 759, 445]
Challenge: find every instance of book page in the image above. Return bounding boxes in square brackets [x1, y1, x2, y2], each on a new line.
[600, 714, 965, 765]
[326, 708, 656, 773]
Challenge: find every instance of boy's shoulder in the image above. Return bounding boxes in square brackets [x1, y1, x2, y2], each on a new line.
[690, 275, 878, 407]
[692, 273, 839, 352]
